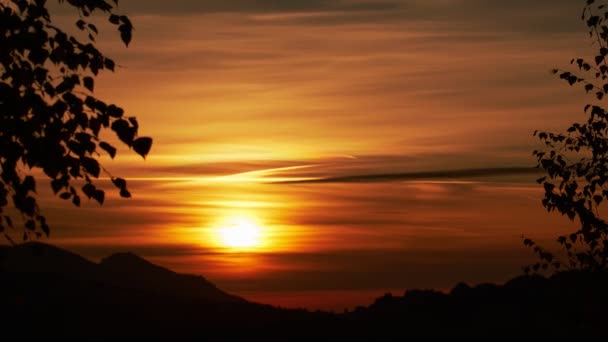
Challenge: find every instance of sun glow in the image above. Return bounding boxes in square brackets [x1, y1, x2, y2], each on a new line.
[216, 216, 264, 250]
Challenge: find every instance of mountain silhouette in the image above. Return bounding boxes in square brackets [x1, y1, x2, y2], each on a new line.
[0, 243, 240, 302]
[0, 242, 97, 274]
[1, 243, 607, 338]
[99, 252, 242, 302]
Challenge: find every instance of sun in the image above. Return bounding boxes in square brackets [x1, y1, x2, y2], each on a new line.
[217, 217, 263, 249]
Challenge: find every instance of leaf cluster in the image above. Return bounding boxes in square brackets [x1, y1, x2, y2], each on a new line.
[528, 0, 608, 271]
[0, 0, 151, 240]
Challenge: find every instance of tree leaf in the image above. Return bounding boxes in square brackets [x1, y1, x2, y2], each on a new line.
[596, 55, 604, 65]
[128, 117, 139, 130]
[119, 188, 132, 198]
[104, 58, 115, 71]
[109, 14, 120, 24]
[41, 223, 50, 237]
[119, 24, 132, 47]
[82, 157, 101, 178]
[88, 23, 98, 34]
[119, 15, 132, 27]
[588, 15, 600, 27]
[132, 137, 153, 158]
[112, 177, 127, 190]
[593, 195, 603, 205]
[92, 190, 105, 205]
[111, 120, 135, 145]
[82, 183, 95, 199]
[83, 76, 94, 92]
[99, 141, 117, 159]
[107, 104, 124, 118]
[72, 195, 81, 207]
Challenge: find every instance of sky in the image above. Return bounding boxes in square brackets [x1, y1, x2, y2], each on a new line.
[27, 0, 596, 310]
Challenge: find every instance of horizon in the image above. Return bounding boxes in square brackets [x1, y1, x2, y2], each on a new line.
[2, 0, 589, 311]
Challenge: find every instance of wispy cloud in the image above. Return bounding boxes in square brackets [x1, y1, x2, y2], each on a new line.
[83, 0, 585, 173]
[115, 0, 401, 15]
[94, 0, 581, 32]
[273, 167, 540, 183]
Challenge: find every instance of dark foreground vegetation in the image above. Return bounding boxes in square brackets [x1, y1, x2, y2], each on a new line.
[1, 243, 606, 338]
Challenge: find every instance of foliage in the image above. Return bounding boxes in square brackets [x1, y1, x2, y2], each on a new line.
[0, 0, 152, 241]
[528, 0, 608, 272]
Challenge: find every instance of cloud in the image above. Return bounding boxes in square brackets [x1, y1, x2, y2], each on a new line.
[210, 248, 532, 292]
[274, 167, 540, 184]
[107, 0, 576, 17]
[96, 0, 581, 33]
[87, 0, 586, 172]
[105, 0, 401, 15]
[47, 0, 581, 32]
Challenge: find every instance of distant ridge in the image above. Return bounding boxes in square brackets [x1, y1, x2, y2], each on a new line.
[1, 242, 606, 337]
[0, 242, 97, 274]
[100, 251, 242, 302]
[0, 242, 242, 302]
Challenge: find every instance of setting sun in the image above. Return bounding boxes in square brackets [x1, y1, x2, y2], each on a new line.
[216, 216, 263, 250]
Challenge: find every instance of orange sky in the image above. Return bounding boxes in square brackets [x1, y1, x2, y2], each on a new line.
[28, 0, 594, 310]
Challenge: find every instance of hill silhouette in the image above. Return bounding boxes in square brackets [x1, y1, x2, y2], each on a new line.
[0, 243, 240, 302]
[99, 252, 242, 302]
[1, 243, 606, 338]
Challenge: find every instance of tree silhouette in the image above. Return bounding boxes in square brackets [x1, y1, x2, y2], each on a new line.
[0, 0, 151, 241]
[528, 0, 608, 271]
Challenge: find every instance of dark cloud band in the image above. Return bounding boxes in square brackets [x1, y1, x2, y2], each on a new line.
[274, 167, 540, 184]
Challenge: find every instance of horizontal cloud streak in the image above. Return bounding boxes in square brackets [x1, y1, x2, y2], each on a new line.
[101, 0, 580, 33]
[49, 0, 400, 16]
[274, 167, 540, 184]
[86, 1, 586, 171]
[50, 1, 581, 32]
[120, 0, 399, 14]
